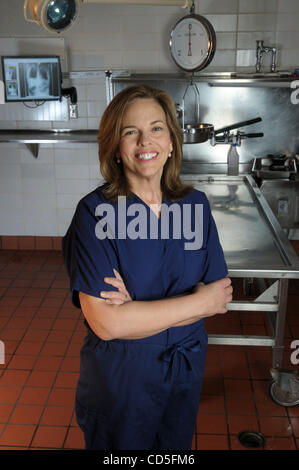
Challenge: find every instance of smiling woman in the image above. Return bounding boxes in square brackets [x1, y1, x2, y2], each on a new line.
[98, 85, 193, 203]
[62, 84, 231, 451]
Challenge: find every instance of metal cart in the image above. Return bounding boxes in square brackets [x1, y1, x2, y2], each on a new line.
[181, 173, 299, 406]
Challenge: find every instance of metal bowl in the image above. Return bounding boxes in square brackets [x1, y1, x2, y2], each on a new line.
[183, 123, 214, 144]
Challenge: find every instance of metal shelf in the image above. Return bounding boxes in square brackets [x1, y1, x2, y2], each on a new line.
[0, 129, 98, 157]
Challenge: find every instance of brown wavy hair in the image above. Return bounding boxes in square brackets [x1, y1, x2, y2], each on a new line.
[98, 84, 193, 202]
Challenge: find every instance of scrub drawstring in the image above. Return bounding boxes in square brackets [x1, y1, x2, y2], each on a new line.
[160, 340, 202, 382]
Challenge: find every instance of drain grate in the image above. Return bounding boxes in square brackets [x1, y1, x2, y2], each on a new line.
[238, 430, 266, 449]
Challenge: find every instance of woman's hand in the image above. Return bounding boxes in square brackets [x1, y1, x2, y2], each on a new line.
[100, 269, 132, 305]
[194, 277, 233, 316]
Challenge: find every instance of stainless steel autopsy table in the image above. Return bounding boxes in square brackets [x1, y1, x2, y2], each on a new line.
[180, 174, 299, 381]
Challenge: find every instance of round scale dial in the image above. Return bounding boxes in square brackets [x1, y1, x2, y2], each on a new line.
[170, 14, 216, 72]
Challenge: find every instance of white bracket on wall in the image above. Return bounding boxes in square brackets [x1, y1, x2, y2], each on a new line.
[25, 143, 39, 158]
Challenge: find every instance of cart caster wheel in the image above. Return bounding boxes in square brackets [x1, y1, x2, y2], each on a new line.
[269, 379, 299, 407]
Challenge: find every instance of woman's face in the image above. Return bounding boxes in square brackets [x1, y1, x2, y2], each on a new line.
[117, 98, 173, 187]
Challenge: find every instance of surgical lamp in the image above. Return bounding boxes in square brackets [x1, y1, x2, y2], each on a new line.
[23, 0, 190, 34]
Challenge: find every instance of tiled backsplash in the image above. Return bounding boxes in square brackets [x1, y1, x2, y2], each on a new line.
[0, 0, 299, 237]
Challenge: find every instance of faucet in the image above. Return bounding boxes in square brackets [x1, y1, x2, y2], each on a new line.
[256, 40, 277, 73]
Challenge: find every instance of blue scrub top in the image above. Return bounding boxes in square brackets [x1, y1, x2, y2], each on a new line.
[62, 184, 228, 312]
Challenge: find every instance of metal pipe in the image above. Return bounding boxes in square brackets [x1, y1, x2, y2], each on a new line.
[256, 40, 277, 73]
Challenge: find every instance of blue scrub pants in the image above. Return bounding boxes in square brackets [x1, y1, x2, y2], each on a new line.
[75, 321, 207, 450]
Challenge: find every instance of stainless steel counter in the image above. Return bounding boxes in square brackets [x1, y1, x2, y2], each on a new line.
[181, 174, 299, 278]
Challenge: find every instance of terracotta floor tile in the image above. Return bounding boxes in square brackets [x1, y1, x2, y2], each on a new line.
[33, 356, 63, 371]
[35, 307, 59, 318]
[196, 413, 227, 434]
[63, 426, 85, 449]
[26, 371, 57, 388]
[197, 395, 225, 414]
[239, 312, 265, 325]
[1, 329, 25, 342]
[32, 280, 53, 290]
[0, 403, 14, 422]
[5, 317, 32, 329]
[19, 298, 43, 309]
[227, 414, 259, 435]
[18, 387, 50, 405]
[220, 348, 250, 379]
[14, 307, 37, 318]
[26, 288, 48, 298]
[252, 379, 271, 397]
[22, 329, 49, 343]
[0, 386, 23, 404]
[52, 319, 77, 331]
[264, 436, 296, 450]
[201, 377, 224, 395]
[0, 297, 21, 307]
[0, 370, 30, 386]
[0, 306, 15, 317]
[7, 355, 36, 370]
[196, 434, 229, 450]
[15, 341, 44, 356]
[9, 405, 44, 425]
[60, 357, 80, 372]
[204, 350, 222, 377]
[46, 330, 73, 343]
[47, 388, 76, 407]
[40, 406, 73, 426]
[65, 341, 81, 357]
[254, 394, 288, 417]
[31, 425, 67, 448]
[245, 347, 272, 364]
[243, 325, 268, 337]
[41, 298, 64, 309]
[40, 342, 68, 356]
[225, 394, 256, 416]
[45, 288, 67, 300]
[249, 362, 272, 380]
[72, 331, 85, 343]
[29, 318, 55, 330]
[0, 424, 36, 447]
[259, 416, 293, 437]
[288, 406, 299, 418]
[58, 308, 80, 320]
[290, 417, 299, 436]
[224, 379, 252, 396]
[54, 371, 78, 389]
[52, 279, 69, 289]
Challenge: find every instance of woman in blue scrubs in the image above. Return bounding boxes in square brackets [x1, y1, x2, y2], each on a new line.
[62, 85, 232, 450]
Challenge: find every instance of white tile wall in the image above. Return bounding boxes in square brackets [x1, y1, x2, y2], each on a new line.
[0, 0, 299, 236]
[278, 0, 299, 13]
[239, 0, 278, 14]
[277, 13, 299, 31]
[238, 14, 277, 31]
[199, 0, 238, 14]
